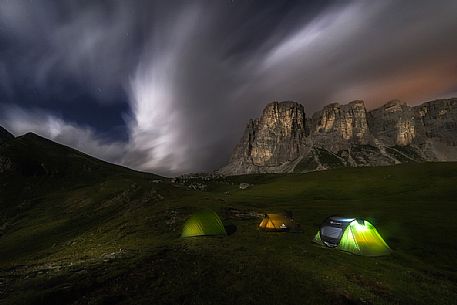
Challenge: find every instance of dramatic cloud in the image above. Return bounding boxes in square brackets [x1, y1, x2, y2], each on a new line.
[0, 0, 456, 175]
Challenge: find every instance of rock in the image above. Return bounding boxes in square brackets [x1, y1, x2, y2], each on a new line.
[368, 100, 416, 146]
[220, 101, 309, 175]
[187, 183, 207, 191]
[0, 156, 13, 174]
[312, 100, 370, 151]
[220, 98, 457, 175]
[239, 183, 251, 190]
[413, 99, 457, 160]
[223, 207, 263, 219]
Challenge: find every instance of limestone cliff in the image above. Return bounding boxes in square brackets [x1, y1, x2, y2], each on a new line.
[413, 98, 457, 160]
[367, 100, 416, 146]
[223, 102, 309, 174]
[220, 98, 457, 175]
[311, 100, 370, 151]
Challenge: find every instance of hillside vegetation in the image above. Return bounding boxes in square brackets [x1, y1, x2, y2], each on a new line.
[0, 135, 456, 305]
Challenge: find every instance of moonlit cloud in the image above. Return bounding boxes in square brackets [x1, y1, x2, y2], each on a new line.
[0, 0, 137, 102]
[0, 0, 457, 176]
[260, 2, 362, 70]
[125, 6, 201, 173]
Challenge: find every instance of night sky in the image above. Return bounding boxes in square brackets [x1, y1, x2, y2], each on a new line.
[1, 0, 457, 176]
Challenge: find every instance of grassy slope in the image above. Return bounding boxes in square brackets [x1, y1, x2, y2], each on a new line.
[1, 161, 457, 305]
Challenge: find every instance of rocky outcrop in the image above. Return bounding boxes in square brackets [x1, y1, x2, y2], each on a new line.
[223, 102, 310, 174]
[220, 98, 457, 175]
[367, 100, 416, 146]
[311, 100, 370, 151]
[414, 99, 457, 160]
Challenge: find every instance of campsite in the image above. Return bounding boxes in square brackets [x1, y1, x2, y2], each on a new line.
[2, 1, 457, 304]
[1, 162, 456, 305]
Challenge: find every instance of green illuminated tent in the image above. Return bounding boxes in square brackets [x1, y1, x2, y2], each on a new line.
[181, 210, 227, 238]
[313, 216, 391, 256]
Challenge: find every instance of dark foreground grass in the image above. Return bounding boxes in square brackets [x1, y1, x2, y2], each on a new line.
[1, 162, 457, 305]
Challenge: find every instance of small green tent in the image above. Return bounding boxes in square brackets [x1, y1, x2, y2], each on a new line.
[314, 216, 391, 256]
[181, 210, 227, 238]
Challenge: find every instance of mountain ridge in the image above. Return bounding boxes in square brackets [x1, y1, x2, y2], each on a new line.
[0, 130, 156, 177]
[220, 98, 457, 175]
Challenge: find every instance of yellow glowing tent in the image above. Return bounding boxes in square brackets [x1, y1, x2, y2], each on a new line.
[259, 213, 295, 231]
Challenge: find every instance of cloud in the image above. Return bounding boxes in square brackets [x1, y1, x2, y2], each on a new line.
[0, 0, 138, 102]
[125, 5, 200, 173]
[1, 0, 457, 175]
[246, 0, 457, 109]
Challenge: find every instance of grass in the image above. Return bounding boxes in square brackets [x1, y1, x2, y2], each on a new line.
[1, 159, 457, 305]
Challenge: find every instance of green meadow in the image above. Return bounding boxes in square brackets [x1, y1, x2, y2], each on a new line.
[1, 148, 456, 304]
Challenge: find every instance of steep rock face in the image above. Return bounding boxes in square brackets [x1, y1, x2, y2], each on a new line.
[311, 100, 370, 151]
[414, 99, 457, 145]
[413, 98, 457, 160]
[221, 98, 457, 175]
[367, 100, 416, 146]
[220, 102, 308, 174]
[250, 101, 307, 165]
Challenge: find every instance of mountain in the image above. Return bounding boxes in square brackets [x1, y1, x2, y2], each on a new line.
[0, 127, 161, 220]
[220, 98, 457, 175]
[0, 129, 149, 179]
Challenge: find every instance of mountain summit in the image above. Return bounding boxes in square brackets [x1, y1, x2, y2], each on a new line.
[220, 98, 457, 175]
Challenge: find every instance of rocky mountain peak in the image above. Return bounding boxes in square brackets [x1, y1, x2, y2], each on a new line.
[221, 101, 308, 175]
[367, 100, 415, 146]
[383, 99, 407, 111]
[413, 98, 457, 150]
[349, 100, 365, 106]
[260, 101, 306, 132]
[311, 100, 370, 151]
[221, 98, 457, 175]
